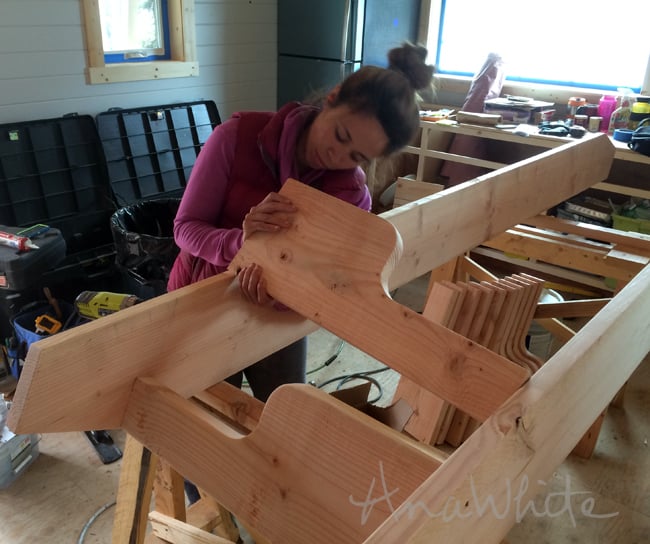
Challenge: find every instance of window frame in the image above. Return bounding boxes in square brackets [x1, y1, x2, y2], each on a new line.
[81, 0, 198, 85]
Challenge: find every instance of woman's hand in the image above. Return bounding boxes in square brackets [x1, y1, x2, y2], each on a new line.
[242, 192, 297, 240]
[237, 263, 273, 306]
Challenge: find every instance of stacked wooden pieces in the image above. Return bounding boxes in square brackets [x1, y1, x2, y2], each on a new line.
[394, 269, 546, 448]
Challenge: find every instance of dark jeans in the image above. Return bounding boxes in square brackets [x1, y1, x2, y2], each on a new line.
[225, 337, 307, 402]
[185, 337, 308, 504]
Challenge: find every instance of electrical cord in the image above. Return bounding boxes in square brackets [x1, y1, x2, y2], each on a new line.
[77, 500, 116, 544]
[315, 366, 391, 404]
[243, 338, 345, 387]
[307, 338, 344, 375]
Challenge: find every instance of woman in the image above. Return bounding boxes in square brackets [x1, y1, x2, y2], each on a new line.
[168, 42, 434, 402]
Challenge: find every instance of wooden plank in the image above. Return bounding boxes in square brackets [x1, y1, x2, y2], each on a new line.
[153, 461, 186, 521]
[483, 229, 643, 282]
[193, 382, 264, 433]
[8, 136, 614, 434]
[533, 318, 576, 344]
[124, 379, 442, 544]
[229, 182, 530, 422]
[384, 134, 614, 289]
[393, 178, 444, 208]
[111, 435, 158, 544]
[8, 274, 316, 433]
[149, 511, 233, 544]
[534, 298, 610, 319]
[444, 283, 493, 446]
[525, 214, 650, 255]
[364, 261, 650, 544]
[396, 282, 463, 443]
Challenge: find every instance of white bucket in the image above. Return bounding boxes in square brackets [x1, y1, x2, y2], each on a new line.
[527, 289, 563, 361]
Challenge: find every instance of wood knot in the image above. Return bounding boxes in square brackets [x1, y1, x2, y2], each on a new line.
[279, 248, 292, 262]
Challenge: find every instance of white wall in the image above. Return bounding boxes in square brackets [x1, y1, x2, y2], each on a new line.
[0, 0, 277, 124]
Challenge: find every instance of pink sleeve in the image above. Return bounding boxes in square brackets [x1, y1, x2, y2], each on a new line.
[173, 118, 244, 267]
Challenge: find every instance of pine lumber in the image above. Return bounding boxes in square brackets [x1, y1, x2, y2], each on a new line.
[364, 261, 650, 544]
[124, 378, 442, 544]
[8, 135, 614, 434]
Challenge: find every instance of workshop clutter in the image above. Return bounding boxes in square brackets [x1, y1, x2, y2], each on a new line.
[0, 406, 39, 489]
[564, 89, 650, 137]
[627, 117, 650, 157]
[9, 299, 75, 378]
[0, 101, 220, 331]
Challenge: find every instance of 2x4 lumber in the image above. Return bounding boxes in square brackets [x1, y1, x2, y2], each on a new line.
[533, 298, 611, 319]
[364, 261, 650, 544]
[123, 378, 442, 544]
[483, 229, 644, 282]
[383, 134, 614, 289]
[526, 214, 650, 256]
[193, 382, 263, 433]
[149, 511, 233, 544]
[112, 435, 158, 544]
[153, 460, 186, 522]
[8, 135, 614, 434]
[396, 281, 463, 443]
[231, 180, 529, 422]
[8, 274, 316, 433]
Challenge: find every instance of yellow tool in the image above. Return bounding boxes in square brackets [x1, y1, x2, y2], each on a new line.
[74, 291, 141, 320]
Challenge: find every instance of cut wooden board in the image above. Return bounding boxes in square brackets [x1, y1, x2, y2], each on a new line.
[395, 282, 463, 443]
[125, 379, 442, 544]
[384, 134, 615, 289]
[393, 177, 444, 208]
[231, 180, 528, 422]
[8, 135, 615, 434]
[364, 261, 650, 544]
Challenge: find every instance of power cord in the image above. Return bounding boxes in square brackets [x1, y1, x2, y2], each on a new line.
[315, 366, 391, 404]
[243, 338, 345, 388]
[77, 500, 116, 544]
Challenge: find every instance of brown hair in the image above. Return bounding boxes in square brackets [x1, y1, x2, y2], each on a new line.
[332, 42, 434, 155]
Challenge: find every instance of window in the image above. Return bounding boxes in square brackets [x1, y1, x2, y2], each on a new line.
[427, 0, 650, 93]
[100, 0, 170, 64]
[81, 0, 198, 84]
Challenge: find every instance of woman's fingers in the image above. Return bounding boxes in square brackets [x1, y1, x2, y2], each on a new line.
[238, 264, 273, 305]
[243, 192, 297, 240]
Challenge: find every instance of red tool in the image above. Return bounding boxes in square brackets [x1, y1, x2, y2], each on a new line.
[0, 231, 39, 251]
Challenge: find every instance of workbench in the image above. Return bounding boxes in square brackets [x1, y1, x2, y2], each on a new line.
[392, 119, 650, 202]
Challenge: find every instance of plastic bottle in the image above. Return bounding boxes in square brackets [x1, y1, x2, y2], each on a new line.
[567, 97, 587, 121]
[629, 96, 650, 130]
[598, 94, 617, 133]
[607, 90, 634, 136]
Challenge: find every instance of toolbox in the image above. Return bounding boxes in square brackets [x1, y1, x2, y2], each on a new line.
[95, 100, 221, 206]
[0, 114, 115, 256]
[0, 101, 221, 324]
[0, 423, 40, 489]
[0, 225, 66, 291]
[96, 100, 221, 297]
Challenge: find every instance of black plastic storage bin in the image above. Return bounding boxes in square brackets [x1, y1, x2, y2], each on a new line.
[0, 114, 115, 255]
[0, 113, 120, 336]
[96, 100, 221, 207]
[97, 101, 221, 298]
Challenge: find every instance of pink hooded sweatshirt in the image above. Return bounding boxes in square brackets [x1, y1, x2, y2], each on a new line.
[167, 102, 371, 290]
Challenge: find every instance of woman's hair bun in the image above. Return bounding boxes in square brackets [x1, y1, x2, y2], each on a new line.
[387, 42, 434, 91]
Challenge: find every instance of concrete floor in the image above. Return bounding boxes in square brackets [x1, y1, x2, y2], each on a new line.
[0, 276, 648, 543]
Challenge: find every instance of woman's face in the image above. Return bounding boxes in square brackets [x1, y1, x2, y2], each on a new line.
[303, 104, 389, 171]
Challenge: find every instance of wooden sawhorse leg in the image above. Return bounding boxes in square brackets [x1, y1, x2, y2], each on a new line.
[112, 433, 241, 543]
